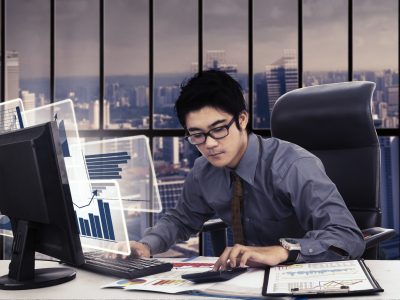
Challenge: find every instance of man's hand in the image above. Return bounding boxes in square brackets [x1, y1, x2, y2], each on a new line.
[129, 241, 151, 258]
[212, 244, 289, 271]
[104, 241, 151, 259]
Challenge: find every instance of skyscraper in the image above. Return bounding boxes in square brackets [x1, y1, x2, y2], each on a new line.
[204, 50, 238, 81]
[265, 49, 298, 112]
[20, 90, 35, 110]
[379, 137, 399, 259]
[89, 100, 100, 128]
[6, 50, 20, 100]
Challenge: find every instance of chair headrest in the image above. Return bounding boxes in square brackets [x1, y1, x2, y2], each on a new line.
[271, 81, 378, 150]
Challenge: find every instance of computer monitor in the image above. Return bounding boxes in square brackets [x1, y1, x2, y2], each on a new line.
[0, 121, 84, 290]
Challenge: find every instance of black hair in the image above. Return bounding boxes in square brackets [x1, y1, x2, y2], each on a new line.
[174, 70, 249, 131]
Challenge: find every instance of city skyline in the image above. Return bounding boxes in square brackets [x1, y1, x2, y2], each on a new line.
[4, 0, 398, 78]
[5, 48, 399, 131]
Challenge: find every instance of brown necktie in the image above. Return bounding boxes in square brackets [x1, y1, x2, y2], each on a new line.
[231, 172, 245, 244]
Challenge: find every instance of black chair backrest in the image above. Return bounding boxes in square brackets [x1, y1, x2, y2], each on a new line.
[271, 81, 380, 232]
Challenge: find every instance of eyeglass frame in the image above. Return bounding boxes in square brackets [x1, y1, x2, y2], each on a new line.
[184, 117, 236, 145]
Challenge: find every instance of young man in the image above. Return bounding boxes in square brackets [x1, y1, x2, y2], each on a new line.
[131, 70, 365, 269]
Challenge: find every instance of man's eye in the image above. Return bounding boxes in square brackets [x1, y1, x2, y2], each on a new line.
[211, 127, 225, 133]
[191, 133, 204, 139]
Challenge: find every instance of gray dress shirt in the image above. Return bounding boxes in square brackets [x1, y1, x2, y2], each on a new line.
[140, 133, 365, 262]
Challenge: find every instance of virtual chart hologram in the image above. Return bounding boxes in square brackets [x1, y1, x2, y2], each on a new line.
[20, 99, 130, 255]
[83, 136, 162, 213]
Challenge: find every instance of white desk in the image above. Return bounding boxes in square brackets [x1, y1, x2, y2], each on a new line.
[0, 260, 399, 299]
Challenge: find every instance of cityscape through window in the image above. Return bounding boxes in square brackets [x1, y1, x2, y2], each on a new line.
[1, 0, 398, 259]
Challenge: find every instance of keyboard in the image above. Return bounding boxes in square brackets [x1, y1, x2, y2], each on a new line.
[81, 251, 173, 279]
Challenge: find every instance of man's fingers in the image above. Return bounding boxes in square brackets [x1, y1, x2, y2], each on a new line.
[239, 250, 253, 267]
[213, 247, 232, 271]
[228, 244, 245, 268]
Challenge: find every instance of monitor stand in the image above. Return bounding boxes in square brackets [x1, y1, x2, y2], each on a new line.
[0, 220, 76, 290]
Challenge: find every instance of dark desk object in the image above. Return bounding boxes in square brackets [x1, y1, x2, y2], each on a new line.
[202, 81, 395, 258]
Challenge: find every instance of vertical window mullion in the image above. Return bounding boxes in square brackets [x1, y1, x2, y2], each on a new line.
[248, 0, 253, 131]
[99, 0, 104, 135]
[1, 0, 5, 102]
[198, 0, 203, 74]
[348, 0, 353, 82]
[149, 0, 154, 133]
[50, 0, 55, 103]
[298, 0, 303, 88]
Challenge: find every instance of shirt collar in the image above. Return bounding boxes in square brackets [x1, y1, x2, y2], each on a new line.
[224, 133, 259, 186]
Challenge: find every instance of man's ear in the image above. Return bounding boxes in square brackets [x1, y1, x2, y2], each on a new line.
[238, 111, 249, 130]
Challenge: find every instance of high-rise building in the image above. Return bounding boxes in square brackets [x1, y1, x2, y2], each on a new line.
[20, 90, 35, 110]
[104, 100, 110, 128]
[387, 86, 399, 117]
[254, 74, 269, 128]
[204, 50, 238, 81]
[6, 50, 20, 100]
[379, 137, 399, 259]
[160, 137, 180, 166]
[89, 100, 100, 128]
[135, 86, 148, 107]
[265, 49, 298, 112]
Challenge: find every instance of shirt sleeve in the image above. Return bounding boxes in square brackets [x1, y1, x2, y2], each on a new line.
[139, 169, 215, 254]
[276, 156, 366, 263]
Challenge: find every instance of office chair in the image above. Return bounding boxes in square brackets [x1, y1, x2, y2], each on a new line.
[202, 81, 395, 259]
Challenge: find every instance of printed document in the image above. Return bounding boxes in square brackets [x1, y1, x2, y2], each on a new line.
[266, 260, 375, 294]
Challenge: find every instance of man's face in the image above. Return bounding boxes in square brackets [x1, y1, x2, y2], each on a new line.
[185, 106, 249, 169]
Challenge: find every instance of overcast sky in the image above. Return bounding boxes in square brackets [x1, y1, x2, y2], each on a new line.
[5, 0, 398, 79]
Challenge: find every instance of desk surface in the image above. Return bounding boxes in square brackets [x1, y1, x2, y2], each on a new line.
[0, 259, 399, 299]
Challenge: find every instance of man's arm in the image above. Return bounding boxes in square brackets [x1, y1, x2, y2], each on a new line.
[214, 156, 365, 269]
[139, 170, 215, 255]
[277, 156, 366, 263]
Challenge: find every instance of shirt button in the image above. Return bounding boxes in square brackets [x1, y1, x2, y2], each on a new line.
[309, 248, 313, 253]
[245, 217, 250, 222]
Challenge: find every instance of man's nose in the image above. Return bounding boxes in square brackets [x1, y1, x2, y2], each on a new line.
[205, 135, 218, 148]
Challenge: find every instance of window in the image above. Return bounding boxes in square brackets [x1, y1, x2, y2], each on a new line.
[203, 0, 248, 99]
[154, 0, 198, 129]
[105, 0, 149, 130]
[153, 136, 199, 257]
[253, 0, 298, 129]
[1, 0, 399, 259]
[55, 0, 100, 129]
[303, 0, 348, 86]
[353, 0, 399, 129]
[6, 0, 50, 107]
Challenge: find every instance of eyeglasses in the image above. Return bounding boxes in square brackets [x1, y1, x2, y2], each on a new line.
[185, 118, 236, 145]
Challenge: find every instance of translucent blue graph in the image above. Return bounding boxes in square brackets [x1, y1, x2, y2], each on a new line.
[74, 198, 115, 241]
[85, 152, 131, 180]
[22, 100, 130, 255]
[0, 103, 24, 134]
[76, 180, 130, 255]
[83, 136, 162, 213]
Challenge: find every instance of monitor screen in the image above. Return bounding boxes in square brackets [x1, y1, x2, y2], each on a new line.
[0, 121, 84, 290]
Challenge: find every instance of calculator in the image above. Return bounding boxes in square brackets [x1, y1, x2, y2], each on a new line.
[181, 267, 248, 283]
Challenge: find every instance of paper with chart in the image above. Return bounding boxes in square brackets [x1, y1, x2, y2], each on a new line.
[102, 259, 215, 294]
[266, 260, 375, 294]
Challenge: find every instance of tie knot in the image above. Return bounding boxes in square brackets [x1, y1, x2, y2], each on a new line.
[231, 171, 240, 182]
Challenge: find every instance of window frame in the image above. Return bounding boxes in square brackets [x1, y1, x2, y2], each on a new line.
[0, 0, 399, 258]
